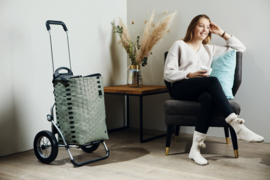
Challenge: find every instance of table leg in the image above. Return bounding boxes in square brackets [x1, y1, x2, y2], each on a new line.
[140, 96, 143, 143]
[108, 95, 129, 133]
[127, 95, 129, 128]
[139, 95, 166, 143]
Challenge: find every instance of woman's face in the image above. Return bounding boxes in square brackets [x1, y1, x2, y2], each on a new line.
[193, 17, 210, 40]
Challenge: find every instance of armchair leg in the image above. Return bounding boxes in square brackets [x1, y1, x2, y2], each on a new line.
[165, 125, 173, 156]
[229, 127, 239, 158]
[224, 127, 230, 144]
[175, 126, 180, 142]
[166, 147, 170, 156]
[226, 137, 230, 144]
[234, 149, 239, 158]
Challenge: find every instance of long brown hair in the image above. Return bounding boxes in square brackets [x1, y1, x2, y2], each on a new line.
[183, 14, 212, 44]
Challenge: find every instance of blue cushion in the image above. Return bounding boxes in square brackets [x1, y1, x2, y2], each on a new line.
[210, 49, 236, 99]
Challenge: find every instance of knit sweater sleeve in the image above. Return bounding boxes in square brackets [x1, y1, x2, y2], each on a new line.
[211, 35, 246, 57]
[164, 41, 190, 83]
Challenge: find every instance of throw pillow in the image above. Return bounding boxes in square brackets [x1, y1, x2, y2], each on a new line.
[210, 49, 236, 99]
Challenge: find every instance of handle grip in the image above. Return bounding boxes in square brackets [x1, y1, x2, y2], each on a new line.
[46, 20, 68, 31]
[54, 67, 73, 78]
[53, 67, 73, 83]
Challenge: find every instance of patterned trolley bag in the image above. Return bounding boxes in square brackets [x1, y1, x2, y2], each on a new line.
[53, 73, 109, 145]
[33, 20, 109, 167]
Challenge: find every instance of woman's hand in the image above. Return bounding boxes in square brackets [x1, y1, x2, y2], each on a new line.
[209, 22, 224, 36]
[187, 71, 209, 78]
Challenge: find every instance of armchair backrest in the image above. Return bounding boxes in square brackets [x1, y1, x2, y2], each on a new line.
[164, 51, 242, 97]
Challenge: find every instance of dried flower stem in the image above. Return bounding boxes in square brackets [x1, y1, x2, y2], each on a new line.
[137, 11, 176, 64]
[112, 11, 176, 66]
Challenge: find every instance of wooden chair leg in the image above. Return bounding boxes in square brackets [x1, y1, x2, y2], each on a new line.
[165, 125, 173, 156]
[229, 127, 239, 158]
[175, 126, 180, 142]
[224, 127, 230, 144]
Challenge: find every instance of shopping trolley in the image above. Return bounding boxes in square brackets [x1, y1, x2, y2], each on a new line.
[33, 20, 110, 167]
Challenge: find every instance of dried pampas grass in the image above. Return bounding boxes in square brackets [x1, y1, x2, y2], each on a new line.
[112, 10, 176, 66]
[137, 11, 176, 64]
[118, 18, 131, 54]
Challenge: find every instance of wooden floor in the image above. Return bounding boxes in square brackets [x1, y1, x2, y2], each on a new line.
[0, 128, 270, 180]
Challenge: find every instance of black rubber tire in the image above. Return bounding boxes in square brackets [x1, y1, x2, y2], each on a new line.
[34, 130, 58, 164]
[81, 143, 100, 153]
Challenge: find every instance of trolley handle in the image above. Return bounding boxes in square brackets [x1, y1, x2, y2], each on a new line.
[54, 67, 73, 78]
[46, 20, 68, 31]
[53, 67, 73, 83]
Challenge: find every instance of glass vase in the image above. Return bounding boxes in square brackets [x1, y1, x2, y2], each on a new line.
[128, 65, 143, 88]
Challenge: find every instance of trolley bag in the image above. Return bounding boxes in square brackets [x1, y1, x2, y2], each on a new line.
[33, 20, 109, 167]
[53, 71, 109, 145]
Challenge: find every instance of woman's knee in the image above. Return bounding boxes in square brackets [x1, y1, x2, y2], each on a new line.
[204, 77, 221, 88]
[208, 76, 219, 83]
[198, 92, 212, 102]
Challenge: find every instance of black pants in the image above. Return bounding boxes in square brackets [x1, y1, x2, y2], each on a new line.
[172, 77, 233, 134]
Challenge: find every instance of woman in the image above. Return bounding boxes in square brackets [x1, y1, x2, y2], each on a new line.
[164, 14, 264, 166]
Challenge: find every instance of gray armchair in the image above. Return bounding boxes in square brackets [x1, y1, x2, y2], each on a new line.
[164, 51, 243, 158]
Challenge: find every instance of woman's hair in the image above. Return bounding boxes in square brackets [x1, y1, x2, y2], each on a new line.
[183, 14, 212, 44]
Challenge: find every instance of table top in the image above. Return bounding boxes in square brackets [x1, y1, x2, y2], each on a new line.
[104, 84, 168, 95]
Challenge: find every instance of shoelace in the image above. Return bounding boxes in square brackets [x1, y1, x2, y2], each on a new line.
[236, 115, 245, 124]
[198, 137, 206, 148]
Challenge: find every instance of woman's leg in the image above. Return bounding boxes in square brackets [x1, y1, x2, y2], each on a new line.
[172, 77, 264, 144]
[172, 77, 233, 118]
[195, 92, 214, 134]
[172, 77, 222, 135]
[172, 78, 221, 165]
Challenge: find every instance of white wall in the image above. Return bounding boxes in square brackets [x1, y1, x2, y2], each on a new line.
[127, 0, 270, 143]
[0, 0, 127, 157]
[1, 0, 269, 157]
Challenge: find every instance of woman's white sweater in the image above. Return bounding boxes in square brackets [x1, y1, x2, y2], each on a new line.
[164, 36, 246, 83]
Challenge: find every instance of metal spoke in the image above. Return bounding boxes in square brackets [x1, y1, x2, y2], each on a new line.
[37, 135, 54, 159]
[41, 138, 45, 145]
[45, 149, 48, 157]
[48, 147, 51, 153]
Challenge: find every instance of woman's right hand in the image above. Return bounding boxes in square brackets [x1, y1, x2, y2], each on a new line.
[187, 71, 209, 78]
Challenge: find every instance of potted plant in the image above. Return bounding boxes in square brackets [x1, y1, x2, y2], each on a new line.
[112, 11, 176, 87]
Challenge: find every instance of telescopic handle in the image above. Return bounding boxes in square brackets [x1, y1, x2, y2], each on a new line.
[46, 20, 68, 31]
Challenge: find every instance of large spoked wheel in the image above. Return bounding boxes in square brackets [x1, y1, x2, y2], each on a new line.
[34, 130, 58, 164]
[81, 143, 100, 153]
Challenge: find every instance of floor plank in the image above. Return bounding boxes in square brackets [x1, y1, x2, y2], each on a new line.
[0, 128, 269, 180]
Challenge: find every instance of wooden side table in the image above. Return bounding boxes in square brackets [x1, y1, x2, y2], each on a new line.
[104, 85, 168, 143]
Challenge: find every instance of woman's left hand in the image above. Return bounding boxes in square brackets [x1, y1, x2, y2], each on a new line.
[209, 22, 224, 36]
